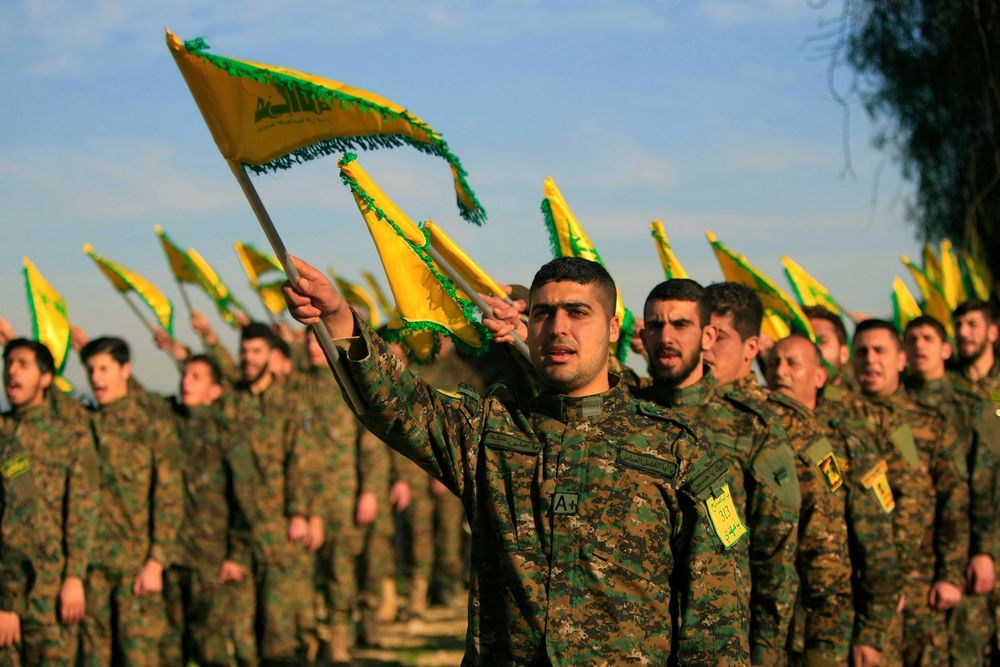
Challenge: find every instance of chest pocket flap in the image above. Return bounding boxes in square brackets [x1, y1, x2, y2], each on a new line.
[890, 424, 919, 468]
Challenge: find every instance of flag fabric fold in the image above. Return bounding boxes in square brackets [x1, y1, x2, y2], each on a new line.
[541, 177, 636, 361]
[83, 243, 174, 335]
[155, 226, 200, 284]
[938, 239, 967, 308]
[781, 256, 848, 319]
[337, 152, 490, 357]
[891, 276, 922, 333]
[650, 220, 688, 280]
[901, 255, 954, 336]
[234, 242, 287, 315]
[328, 269, 383, 328]
[22, 258, 72, 381]
[166, 29, 485, 224]
[185, 248, 247, 327]
[423, 221, 508, 300]
[706, 232, 816, 342]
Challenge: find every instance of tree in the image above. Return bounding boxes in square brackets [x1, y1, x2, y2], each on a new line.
[826, 0, 1000, 283]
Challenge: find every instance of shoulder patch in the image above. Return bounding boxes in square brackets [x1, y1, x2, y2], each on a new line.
[0, 452, 30, 480]
[706, 483, 749, 550]
[859, 459, 895, 513]
[616, 447, 678, 480]
[802, 437, 843, 493]
[687, 458, 730, 501]
[890, 423, 919, 468]
[753, 447, 802, 513]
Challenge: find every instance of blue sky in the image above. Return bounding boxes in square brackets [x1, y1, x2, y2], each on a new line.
[0, 0, 920, 396]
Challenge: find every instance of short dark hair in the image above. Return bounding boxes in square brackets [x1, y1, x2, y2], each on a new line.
[271, 337, 291, 360]
[705, 282, 763, 340]
[644, 279, 710, 327]
[954, 299, 996, 323]
[80, 336, 130, 365]
[776, 332, 824, 366]
[904, 315, 948, 342]
[184, 354, 223, 387]
[853, 319, 902, 349]
[3, 338, 56, 376]
[529, 257, 617, 317]
[240, 322, 276, 348]
[803, 305, 848, 345]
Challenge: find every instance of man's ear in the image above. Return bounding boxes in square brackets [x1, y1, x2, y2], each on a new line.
[814, 365, 828, 391]
[942, 341, 953, 362]
[895, 350, 906, 373]
[838, 344, 850, 367]
[701, 325, 718, 351]
[39, 372, 54, 392]
[208, 384, 223, 402]
[121, 361, 133, 381]
[608, 315, 621, 344]
[743, 335, 760, 362]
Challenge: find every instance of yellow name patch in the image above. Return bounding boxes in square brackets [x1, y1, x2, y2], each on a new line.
[816, 452, 844, 493]
[860, 459, 895, 514]
[706, 483, 748, 550]
[0, 452, 30, 481]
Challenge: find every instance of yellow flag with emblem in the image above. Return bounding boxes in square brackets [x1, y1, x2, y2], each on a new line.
[83, 243, 174, 335]
[328, 269, 383, 328]
[22, 257, 73, 391]
[901, 255, 953, 336]
[234, 242, 287, 315]
[781, 255, 849, 319]
[165, 29, 485, 224]
[706, 232, 816, 342]
[186, 248, 248, 327]
[337, 153, 490, 357]
[891, 276, 922, 332]
[650, 220, 688, 279]
[155, 226, 200, 284]
[542, 177, 636, 361]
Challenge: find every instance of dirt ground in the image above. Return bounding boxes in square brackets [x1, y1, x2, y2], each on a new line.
[352, 600, 467, 666]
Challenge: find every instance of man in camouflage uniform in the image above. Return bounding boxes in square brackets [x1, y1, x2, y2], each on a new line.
[284, 256, 749, 664]
[158, 354, 263, 667]
[226, 323, 317, 665]
[767, 333, 902, 666]
[79, 336, 183, 666]
[903, 315, 999, 666]
[804, 305, 859, 391]
[848, 319, 969, 666]
[634, 279, 799, 666]
[2, 339, 100, 666]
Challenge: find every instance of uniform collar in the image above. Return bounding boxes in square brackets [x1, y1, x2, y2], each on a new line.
[642, 372, 715, 408]
[532, 376, 630, 423]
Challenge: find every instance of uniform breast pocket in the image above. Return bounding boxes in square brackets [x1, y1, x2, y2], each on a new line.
[483, 432, 542, 553]
[592, 463, 674, 585]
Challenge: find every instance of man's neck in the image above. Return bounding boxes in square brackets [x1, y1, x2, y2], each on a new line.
[675, 357, 705, 389]
[249, 372, 273, 396]
[965, 349, 996, 382]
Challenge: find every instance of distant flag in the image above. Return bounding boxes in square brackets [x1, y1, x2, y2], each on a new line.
[938, 239, 967, 308]
[966, 228, 994, 293]
[362, 271, 396, 320]
[186, 248, 248, 327]
[922, 242, 943, 294]
[166, 29, 485, 224]
[327, 269, 383, 328]
[234, 242, 287, 316]
[891, 276, 922, 333]
[423, 221, 509, 300]
[706, 232, 816, 342]
[155, 226, 200, 284]
[781, 256, 850, 320]
[22, 258, 72, 392]
[958, 248, 991, 301]
[900, 255, 954, 336]
[650, 220, 688, 279]
[542, 177, 636, 361]
[338, 153, 490, 357]
[84, 243, 174, 335]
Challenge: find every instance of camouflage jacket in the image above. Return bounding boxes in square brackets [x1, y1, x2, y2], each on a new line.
[223, 376, 310, 564]
[907, 375, 1000, 562]
[88, 392, 183, 572]
[764, 392, 853, 661]
[2, 395, 100, 582]
[171, 401, 262, 572]
[637, 373, 800, 666]
[813, 385, 901, 651]
[341, 320, 749, 665]
[0, 432, 52, 615]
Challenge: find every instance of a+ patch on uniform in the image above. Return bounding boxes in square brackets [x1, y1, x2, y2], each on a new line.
[552, 491, 579, 515]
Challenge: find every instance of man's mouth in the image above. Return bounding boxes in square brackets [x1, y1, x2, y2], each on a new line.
[654, 346, 682, 364]
[544, 345, 575, 363]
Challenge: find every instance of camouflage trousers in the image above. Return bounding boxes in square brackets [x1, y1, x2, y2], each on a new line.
[160, 564, 253, 666]
[81, 567, 169, 667]
[358, 487, 395, 612]
[399, 485, 434, 581]
[316, 520, 361, 626]
[880, 580, 948, 667]
[18, 571, 80, 667]
[947, 559, 999, 667]
[433, 490, 465, 587]
[256, 545, 316, 663]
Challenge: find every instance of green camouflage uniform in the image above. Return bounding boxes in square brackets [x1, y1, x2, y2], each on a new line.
[735, 380, 852, 666]
[225, 376, 316, 663]
[636, 373, 801, 666]
[159, 400, 263, 667]
[340, 320, 749, 664]
[82, 391, 183, 667]
[909, 374, 1000, 666]
[822, 385, 968, 666]
[356, 428, 398, 619]
[0, 431, 55, 667]
[814, 383, 902, 654]
[1, 392, 100, 666]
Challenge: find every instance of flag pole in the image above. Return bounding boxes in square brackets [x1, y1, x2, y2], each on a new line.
[423, 244, 530, 359]
[119, 291, 158, 337]
[226, 159, 365, 414]
[254, 290, 280, 326]
[175, 279, 195, 319]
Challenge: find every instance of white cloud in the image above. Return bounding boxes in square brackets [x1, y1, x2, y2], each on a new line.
[698, 0, 811, 27]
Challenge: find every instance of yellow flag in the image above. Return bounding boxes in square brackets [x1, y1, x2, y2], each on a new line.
[423, 221, 508, 300]
[958, 248, 991, 301]
[541, 176, 636, 361]
[155, 226, 200, 283]
[891, 276, 922, 332]
[328, 269, 383, 328]
[922, 241, 943, 291]
[938, 240, 967, 308]
[781, 256, 848, 318]
[966, 228, 994, 294]
[22, 258, 71, 376]
[186, 248, 247, 326]
[166, 29, 485, 224]
[233, 242, 286, 315]
[83, 243, 174, 335]
[706, 232, 816, 341]
[338, 153, 489, 356]
[650, 220, 688, 280]
[901, 255, 954, 336]
[362, 271, 396, 320]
